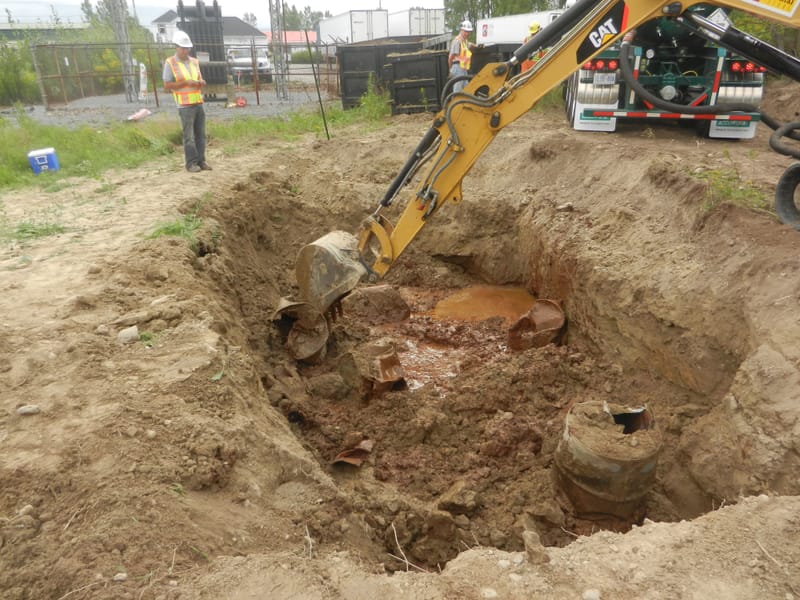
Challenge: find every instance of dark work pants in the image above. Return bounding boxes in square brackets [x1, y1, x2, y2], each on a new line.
[178, 103, 206, 169]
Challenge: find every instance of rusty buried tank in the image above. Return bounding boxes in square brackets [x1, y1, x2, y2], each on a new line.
[554, 400, 663, 521]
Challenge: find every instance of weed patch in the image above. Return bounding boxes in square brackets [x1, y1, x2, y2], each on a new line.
[692, 167, 772, 214]
[0, 204, 67, 243]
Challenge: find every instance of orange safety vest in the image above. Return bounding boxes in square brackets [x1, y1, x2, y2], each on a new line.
[166, 56, 203, 106]
[521, 39, 547, 73]
[455, 37, 472, 71]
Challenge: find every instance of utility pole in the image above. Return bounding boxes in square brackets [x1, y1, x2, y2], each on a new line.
[269, 0, 289, 100]
[109, 0, 136, 103]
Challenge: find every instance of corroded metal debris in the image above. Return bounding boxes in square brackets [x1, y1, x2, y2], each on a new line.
[338, 339, 406, 399]
[554, 400, 663, 520]
[332, 439, 375, 467]
[272, 298, 329, 363]
[507, 299, 565, 351]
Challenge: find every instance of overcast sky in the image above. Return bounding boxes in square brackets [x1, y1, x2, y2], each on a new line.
[4, 1, 446, 29]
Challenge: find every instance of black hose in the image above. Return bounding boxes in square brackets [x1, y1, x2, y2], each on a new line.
[618, 41, 800, 227]
[774, 162, 800, 230]
[769, 121, 800, 159]
[441, 75, 472, 105]
[619, 41, 800, 161]
[379, 126, 440, 208]
[618, 41, 760, 116]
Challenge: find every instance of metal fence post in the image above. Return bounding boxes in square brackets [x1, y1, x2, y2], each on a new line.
[30, 43, 50, 110]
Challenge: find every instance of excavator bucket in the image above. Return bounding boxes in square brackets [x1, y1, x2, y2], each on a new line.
[295, 230, 367, 314]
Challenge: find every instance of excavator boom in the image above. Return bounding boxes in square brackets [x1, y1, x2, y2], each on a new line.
[295, 0, 800, 314]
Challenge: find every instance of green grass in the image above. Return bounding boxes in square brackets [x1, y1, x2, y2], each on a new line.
[357, 76, 391, 122]
[0, 97, 389, 190]
[12, 221, 67, 240]
[0, 203, 67, 243]
[139, 331, 155, 347]
[147, 204, 202, 243]
[530, 86, 566, 113]
[691, 150, 772, 214]
[0, 107, 175, 188]
[694, 168, 771, 213]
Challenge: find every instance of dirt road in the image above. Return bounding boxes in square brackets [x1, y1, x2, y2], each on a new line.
[1, 81, 799, 599]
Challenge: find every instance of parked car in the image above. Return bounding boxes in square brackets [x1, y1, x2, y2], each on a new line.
[227, 47, 273, 84]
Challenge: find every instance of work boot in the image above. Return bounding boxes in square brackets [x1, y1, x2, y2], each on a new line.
[200, 161, 212, 171]
[187, 164, 202, 173]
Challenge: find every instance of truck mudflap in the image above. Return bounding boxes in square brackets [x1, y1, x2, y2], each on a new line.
[582, 108, 761, 138]
[575, 108, 761, 139]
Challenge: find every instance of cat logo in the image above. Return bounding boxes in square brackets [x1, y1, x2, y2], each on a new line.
[589, 18, 619, 48]
[576, 0, 627, 63]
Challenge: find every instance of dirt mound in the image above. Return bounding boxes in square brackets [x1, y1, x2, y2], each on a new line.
[2, 81, 800, 599]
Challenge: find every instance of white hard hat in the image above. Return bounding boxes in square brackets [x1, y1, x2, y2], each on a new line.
[460, 19, 473, 32]
[173, 30, 193, 48]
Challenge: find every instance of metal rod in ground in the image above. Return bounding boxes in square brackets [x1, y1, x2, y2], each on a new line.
[30, 43, 50, 110]
[251, 38, 260, 106]
[305, 30, 330, 140]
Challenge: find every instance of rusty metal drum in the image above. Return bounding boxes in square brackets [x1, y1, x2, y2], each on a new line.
[554, 400, 663, 520]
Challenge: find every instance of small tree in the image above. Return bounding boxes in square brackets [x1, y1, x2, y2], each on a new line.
[0, 42, 41, 105]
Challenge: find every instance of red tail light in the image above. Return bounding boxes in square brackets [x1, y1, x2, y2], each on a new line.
[582, 61, 593, 70]
[595, 60, 605, 69]
[758, 65, 767, 72]
[744, 62, 755, 72]
[730, 61, 742, 72]
[608, 60, 618, 70]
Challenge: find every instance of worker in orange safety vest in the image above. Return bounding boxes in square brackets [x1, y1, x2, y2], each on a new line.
[448, 19, 478, 94]
[162, 30, 211, 173]
[521, 21, 547, 73]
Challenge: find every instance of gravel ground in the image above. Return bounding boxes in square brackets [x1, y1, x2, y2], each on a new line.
[2, 80, 334, 129]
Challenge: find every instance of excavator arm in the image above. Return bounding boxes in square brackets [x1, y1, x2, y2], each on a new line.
[296, 0, 800, 315]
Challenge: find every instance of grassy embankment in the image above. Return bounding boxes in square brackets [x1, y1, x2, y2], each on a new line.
[0, 91, 390, 243]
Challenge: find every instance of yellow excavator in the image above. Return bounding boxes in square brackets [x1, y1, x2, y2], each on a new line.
[289, 0, 800, 355]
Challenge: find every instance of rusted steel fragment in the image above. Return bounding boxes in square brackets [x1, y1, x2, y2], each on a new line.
[507, 299, 565, 351]
[272, 298, 329, 363]
[332, 439, 375, 467]
[338, 339, 406, 399]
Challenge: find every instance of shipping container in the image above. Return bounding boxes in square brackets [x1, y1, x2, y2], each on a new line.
[338, 35, 448, 109]
[476, 10, 563, 45]
[388, 9, 446, 37]
[385, 49, 449, 115]
[319, 10, 389, 45]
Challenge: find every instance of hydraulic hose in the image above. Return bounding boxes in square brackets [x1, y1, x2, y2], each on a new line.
[510, 0, 600, 69]
[619, 39, 800, 228]
[618, 41, 758, 116]
[379, 126, 440, 208]
[618, 41, 800, 161]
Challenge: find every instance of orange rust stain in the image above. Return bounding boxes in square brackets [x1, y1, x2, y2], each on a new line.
[432, 285, 536, 324]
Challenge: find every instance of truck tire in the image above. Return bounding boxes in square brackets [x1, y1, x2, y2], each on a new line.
[564, 73, 578, 127]
[775, 162, 800, 230]
[695, 120, 711, 138]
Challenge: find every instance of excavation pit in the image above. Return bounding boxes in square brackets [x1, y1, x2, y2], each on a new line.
[193, 122, 800, 573]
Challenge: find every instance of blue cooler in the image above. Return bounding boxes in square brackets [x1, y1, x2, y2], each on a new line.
[27, 148, 59, 174]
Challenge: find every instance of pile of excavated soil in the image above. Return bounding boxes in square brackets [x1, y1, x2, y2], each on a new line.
[1, 79, 799, 599]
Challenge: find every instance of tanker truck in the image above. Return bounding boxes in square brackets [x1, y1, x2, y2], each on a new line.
[478, 5, 765, 139]
[562, 6, 765, 138]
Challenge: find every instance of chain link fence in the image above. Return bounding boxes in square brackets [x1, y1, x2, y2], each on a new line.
[30, 41, 341, 110]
